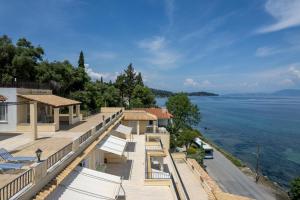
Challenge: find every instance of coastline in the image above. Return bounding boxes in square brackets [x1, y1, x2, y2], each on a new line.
[199, 134, 289, 200]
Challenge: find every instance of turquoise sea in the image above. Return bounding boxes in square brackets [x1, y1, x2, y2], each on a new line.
[156, 96, 300, 188]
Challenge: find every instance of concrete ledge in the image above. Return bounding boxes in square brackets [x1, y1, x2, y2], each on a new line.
[144, 179, 171, 186]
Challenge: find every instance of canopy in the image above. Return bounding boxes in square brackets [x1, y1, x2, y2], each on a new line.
[18, 94, 80, 108]
[115, 124, 132, 135]
[97, 135, 127, 156]
[48, 167, 122, 200]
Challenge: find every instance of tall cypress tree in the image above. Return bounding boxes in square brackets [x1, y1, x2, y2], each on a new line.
[136, 72, 144, 86]
[78, 50, 85, 68]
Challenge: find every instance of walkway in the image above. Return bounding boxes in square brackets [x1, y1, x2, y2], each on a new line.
[174, 159, 208, 200]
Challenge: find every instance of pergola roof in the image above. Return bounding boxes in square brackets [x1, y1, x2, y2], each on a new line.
[0, 95, 7, 102]
[97, 135, 127, 156]
[49, 166, 122, 200]
[115, 124, 132, 135]
[18, 94, 81, 108]
[123, 110, 157, 121]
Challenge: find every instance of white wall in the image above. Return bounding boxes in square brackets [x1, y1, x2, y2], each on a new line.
[0, 88, 17, 132]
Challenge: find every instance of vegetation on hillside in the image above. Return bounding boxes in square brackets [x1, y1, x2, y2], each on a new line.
[289, 177, 300, 200]
[0, 35, 155, 113]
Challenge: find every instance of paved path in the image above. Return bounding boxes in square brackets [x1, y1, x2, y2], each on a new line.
[204, 149, 275, 200]
[175, 159, 208, 200]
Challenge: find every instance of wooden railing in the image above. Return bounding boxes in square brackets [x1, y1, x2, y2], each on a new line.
[79, 130, 92, 145]
[0, 169, 33, 200]
[46, 143, 73, 170]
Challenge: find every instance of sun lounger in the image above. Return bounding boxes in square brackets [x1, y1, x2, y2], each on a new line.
[0, 148, 36, 162]
[0, 163, 23, 171]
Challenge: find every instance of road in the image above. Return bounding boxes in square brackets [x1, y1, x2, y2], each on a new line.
[204, 148, 276, 200]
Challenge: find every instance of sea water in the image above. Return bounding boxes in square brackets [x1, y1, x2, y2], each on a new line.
[156, 96, 300, 188]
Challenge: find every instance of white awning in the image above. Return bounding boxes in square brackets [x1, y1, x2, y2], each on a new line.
[48, 167, 122, 200]
[97, 135, 127, 156]
[115, 124, 132, 135]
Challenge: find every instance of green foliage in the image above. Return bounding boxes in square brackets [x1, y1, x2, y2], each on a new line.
[176, 128, 199, 149]
[0, 35, 152, 114]
[78, 50, 85, 68]
[115, 63, 155, 108]
[187, 146, 197, 155]
[166, 93, 201, 132]
[131, 85, 155, 108]
[289, 177, 300, 200]
[136, 72, 144, 86]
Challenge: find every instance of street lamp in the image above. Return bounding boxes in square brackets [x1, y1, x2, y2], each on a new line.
[35, 148, 43, 162]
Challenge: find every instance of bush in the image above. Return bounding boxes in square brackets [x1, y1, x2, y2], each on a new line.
[187, 147, 197, 155]
[289, 177, 300, 200]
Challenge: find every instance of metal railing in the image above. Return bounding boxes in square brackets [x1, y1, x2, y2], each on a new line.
[46, 143, 73, 169]
[105, 117, 111, 124]
[96, 122, 103, 132]
[145, 171, 171, 179]
[169, 151, 190, 200]
[0, 169, 33, 200]
[171, 174, 181, 200]
[79, 130, 92, 145]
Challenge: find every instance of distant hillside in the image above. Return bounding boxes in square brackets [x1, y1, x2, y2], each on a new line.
[151, 88, 174, 97]
[151, 88, 218, 97]
[272, 89, 300, 96]
[187, 91, 219, 96]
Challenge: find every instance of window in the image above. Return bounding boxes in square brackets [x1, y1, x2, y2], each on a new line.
[0, 104, 8, 122]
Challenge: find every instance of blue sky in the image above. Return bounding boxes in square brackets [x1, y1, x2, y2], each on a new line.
[1, 0, 300, 93]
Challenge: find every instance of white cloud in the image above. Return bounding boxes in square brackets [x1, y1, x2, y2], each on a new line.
[184, 78, 212, 88]
[138, 36, 181, 69]
[288, 64, 300, 79]
[138, 36, 166, 51]
[257, 0, 300, 33]
[255, 47, 278, 57]
[85, 64, 117, 81]
[184, 78, 198, 87]
[164, 0, 174, 26]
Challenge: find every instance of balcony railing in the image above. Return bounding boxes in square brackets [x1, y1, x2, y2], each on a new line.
[0, 110, 123, 200]
[145, 126, 168, 134]
[96, 122, 103, 132]
[145, 171, 171, 179]
[46, 143, 73, 170]
[79, 130, 92, 145]
[0, 169, 33, 200]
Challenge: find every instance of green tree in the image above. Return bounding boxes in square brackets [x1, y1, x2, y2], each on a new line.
[124, 63, 136, 104]
[136, 72, 144, 86]
[166, 93, 201, 133]
[0, 35, 15, 82]
[115, 73, 126, 103]
[103, 85, 121, 107]
[289, 177, 300, 200]
[78, 50, 85, 68]
[71, 51, 90, 91]
[176, 129, 199, 149]
[131, 85, 155, 108]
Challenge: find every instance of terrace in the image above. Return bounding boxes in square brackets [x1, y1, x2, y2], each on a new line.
[0, 108, 123, 200]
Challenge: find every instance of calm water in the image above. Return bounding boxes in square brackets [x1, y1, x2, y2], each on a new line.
[156, 96, 300, 188]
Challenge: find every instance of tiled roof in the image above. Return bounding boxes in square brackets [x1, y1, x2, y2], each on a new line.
[18, 94, 81, 108]
[139, 108, 173, 119]
[124, 110, 157, 121]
